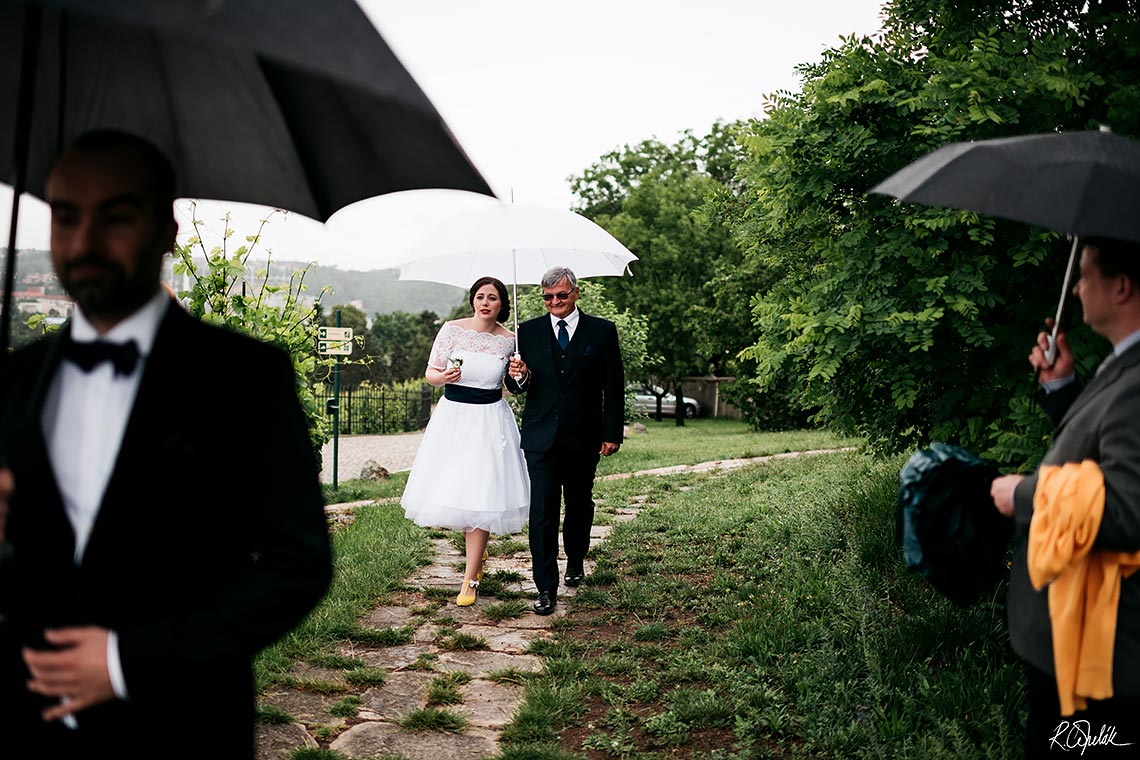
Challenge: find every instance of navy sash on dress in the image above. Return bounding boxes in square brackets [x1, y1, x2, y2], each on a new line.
[444, 384, 501, 404]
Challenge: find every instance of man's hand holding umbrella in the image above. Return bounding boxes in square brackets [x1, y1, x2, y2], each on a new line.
[991, 318, 1076, 517]
[1030, 317, 1075, 380]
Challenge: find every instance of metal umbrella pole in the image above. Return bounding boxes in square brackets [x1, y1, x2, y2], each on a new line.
[511, 247, 523, 379]
[1045, 236, 1080, 366]
[2, 6, 42, 390]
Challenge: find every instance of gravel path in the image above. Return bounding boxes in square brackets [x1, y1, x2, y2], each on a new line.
[319, 431, 424, 484]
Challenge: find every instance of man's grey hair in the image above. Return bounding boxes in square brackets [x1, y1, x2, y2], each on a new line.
[541, 267, 578, 290]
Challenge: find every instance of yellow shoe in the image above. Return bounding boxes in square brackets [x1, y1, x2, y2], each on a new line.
[456, 579, 478, 607]
[476, 548, 489, 582]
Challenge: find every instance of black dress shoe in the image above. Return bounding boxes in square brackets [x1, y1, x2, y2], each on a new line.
[533, 590, 557, 615]
[564, 563, 585, 587]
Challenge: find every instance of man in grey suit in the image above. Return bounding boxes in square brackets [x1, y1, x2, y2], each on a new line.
[991, 236, 1140, 757]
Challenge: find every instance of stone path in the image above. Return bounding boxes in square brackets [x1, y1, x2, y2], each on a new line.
[319, 431, 424, 484]
[260, 446, 854, 759]
[256, 513, 625, 760]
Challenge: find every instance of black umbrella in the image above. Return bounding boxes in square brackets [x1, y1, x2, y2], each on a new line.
[870, 127, 1140, 363]
[0, 0, 495, 366]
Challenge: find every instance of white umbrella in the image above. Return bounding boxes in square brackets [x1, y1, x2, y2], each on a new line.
[396, 201, 638, 339]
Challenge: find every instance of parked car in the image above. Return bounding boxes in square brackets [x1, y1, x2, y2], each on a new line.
[631, 386, 701, 418]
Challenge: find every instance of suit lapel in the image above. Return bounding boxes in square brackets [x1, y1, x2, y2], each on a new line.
[9, 410, 76, 559]
[526, 316, 557, 376]
[13, 330, 77, 552]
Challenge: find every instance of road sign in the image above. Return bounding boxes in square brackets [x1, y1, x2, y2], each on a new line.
[318, 326, 353, 355]
[319, 339, 352, 356]
[319, 327, 353, 341]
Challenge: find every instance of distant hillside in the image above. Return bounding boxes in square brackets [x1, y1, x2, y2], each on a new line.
[5, 249, 467, 318]
[303, 263, 466, 317]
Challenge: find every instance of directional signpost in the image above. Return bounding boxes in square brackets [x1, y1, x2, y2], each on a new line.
[319, 317, 353, 489]
[318, 326, 353, 355]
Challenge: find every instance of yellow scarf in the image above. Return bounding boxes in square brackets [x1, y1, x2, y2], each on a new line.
[1028, 461, 1140, 715]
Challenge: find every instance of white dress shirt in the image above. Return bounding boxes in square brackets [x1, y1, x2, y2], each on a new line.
[549, 307, 580, 343]
[40, 288, 170, 709]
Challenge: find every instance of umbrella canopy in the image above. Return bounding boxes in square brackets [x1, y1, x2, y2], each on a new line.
[869, 127, 1140, 363]
[1, 0, 492, 222]
[396, 201, 638, 342]
[397, 202, 638, 289]
[0, 0, 493, 373]
[869, 128, 1140, 242]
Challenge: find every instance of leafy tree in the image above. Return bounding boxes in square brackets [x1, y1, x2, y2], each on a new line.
[368, 309, 441, 384]
[173, 204, 336, 456]
[569, 123, 749, 424]
[726, 0, 1140, 461]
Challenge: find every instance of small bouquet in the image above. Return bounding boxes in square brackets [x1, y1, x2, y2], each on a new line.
[450, 357, 463, 369]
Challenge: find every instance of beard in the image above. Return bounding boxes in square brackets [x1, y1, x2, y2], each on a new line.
[59, 255, 159, 323]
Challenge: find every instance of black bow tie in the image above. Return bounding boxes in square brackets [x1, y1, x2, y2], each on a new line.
[62, 336, 141, 376]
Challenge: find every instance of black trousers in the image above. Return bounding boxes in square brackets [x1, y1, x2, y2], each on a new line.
[525, 438, 600, 594]
[1024, 663, 1140, 759]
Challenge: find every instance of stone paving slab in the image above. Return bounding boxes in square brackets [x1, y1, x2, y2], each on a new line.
[348, 643, 438, 670]
[454, 679, 527, 728]
[453, 623, 549, 653]
[434, 650, 544, 677]
[363, 605, 416, 629]
[260, 689, 340, 727]
[360, 670, 436, 720]
[256, 722, 319, 759]
[331, 721, 500, 760]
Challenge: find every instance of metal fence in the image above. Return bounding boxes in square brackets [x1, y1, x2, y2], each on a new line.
[326, 383, 442, 434]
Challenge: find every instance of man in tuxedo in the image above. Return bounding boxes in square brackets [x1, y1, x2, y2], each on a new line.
[991, 236, 1140, 757]
[0, 130, 333, 758]
[507, 267, 625, 615]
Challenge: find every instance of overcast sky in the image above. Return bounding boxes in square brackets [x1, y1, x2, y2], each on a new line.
[2, 0, 887, 271]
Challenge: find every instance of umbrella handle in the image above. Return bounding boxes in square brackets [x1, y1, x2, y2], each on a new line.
[1045, 236, 1080, 366]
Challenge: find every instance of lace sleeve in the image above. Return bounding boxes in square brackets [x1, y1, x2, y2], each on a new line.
[427, 324, 453, 370]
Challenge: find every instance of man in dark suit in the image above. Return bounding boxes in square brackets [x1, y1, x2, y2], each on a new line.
[507, 266, 625, 615]
[0, 130, 333, 758]
[991, 236, 1140, 757]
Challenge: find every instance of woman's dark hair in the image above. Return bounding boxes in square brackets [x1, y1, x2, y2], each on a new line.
[469, 277, 510, 323]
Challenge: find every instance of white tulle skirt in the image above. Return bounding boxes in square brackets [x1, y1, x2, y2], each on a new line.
[401, 397, 530, 534]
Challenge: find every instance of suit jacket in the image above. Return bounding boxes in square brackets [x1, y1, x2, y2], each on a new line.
[1009, 341, 1140, 694]
[0, 303, 333, 757]
[506, 310, 624, 453]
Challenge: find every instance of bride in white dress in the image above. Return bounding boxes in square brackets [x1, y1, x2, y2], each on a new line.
[401, 277, 530, 606]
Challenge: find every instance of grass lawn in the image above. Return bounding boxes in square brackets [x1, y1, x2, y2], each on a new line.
[270, 422, 1024, 758]
[499, 451, 1023, 759]
[596, 418, 861, 477]
[316, 419, 862, 505]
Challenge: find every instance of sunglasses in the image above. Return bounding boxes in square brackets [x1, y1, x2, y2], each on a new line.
[541, 289, 577, 302]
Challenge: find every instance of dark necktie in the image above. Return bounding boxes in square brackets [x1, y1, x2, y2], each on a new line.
[62, 336, 141, 376]
[557, 319, 569, 349]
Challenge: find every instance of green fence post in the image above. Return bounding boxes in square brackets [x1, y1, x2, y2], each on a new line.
[332, 309, 341, 491]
